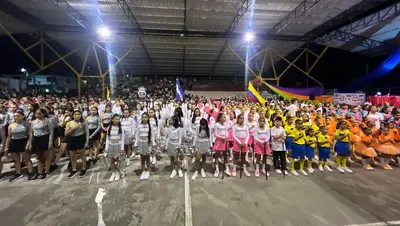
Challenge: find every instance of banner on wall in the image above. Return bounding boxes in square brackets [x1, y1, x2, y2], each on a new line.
[334, 93, 365, 105]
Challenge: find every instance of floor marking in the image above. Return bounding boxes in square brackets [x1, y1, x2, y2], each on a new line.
[88, 169, 94, 184]
[344, 221, 400, 226]
[53, 164, 68, 184]
[95, 188, 106, 226]
[96, 172, 100, 184]
[184, 172, 193, 226]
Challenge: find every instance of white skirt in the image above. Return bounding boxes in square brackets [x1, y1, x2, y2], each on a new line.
[196, 138, 210, 154]
[138, 139, 151, 155]
[107, 142, 123, 159]
[167, 141, 180, 157]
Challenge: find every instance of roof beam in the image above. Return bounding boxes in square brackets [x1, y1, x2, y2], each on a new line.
[116, 0, 157, 75]
[45, 25, 305, 41]
[0, 0, 48, 30]
[184, 0, 187, 30]
[311, 2, 400, 49]
[47, 0, 91, 30]
[306, 0, 397, 39]
[268, 0, 321, 34]
[208, 0, 253, 77]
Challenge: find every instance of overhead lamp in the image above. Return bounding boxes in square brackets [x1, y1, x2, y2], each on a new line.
[97, 26, 111, 38]
[245, 32, 254, 42]
[21, 68, 26, 73]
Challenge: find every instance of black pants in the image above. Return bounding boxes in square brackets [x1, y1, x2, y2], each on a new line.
[272, 151, 286, 170]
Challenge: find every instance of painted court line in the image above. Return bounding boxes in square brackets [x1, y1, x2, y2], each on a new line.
[345, 220, 400, 226]
[184, 172, 193, 226]
[95, 188, 106, 226]
[53, 164, 68, 184]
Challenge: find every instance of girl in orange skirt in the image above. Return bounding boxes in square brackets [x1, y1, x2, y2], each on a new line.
[388, 121, 400, 166]
[355, 127, 377, 170]
[375, 127, 397, 170]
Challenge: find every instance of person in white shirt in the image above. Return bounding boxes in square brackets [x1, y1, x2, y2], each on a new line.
[270, 116, 288, 175]
[166, 116, 183, 179]
[286, 99, 298, 117]
[253, 117, 271, 177]
[105, 114, 125, 182]
[212, 113, 230, 178]
[134, 112, 155, 181]
[121, 109, 135, 165]
[191, 118, 212, 180]
[232, 114, 250, 177]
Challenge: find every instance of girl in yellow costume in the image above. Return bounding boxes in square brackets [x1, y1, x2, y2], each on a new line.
[290, 119, 307, 176]
[305, 128, 316, 174]
[317, 126, 332, 172]
[334, 120, 353, 174]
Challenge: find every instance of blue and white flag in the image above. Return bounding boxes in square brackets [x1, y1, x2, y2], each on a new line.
[176, 78, 185, 102]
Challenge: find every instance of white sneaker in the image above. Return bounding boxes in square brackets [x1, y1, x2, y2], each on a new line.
[144, 171, 150, 180]
[244, 169, 250, 177]
[125, 158, 131, 166]
[151, 156, 157, 165]
[318, 165, 324, 172]
[324, 165, 333, 172]
[191, 171, 198, 180]
[283, 170, 288, 175]
[170, 170, 177, 179]
[275, 169, 282, 174]
[342, 167, 353, 174]
[266, 171, 270, 177]
[178, 169, 183, 178]
[140, 171, 146, 180]
[224, 169, 231, 176]
[291, 170, 299, 176]
[307, 168, 314, 174]
[286, 158, 290, 164]
[255, 170, 260, 177]
[347, 158, 354, 164]
[214, 169, 219, 178]
[109, 172, 116, 182]
[314, 155, 319, 161]
[114, 172, 120, 181]
[337, 166, 345, 174]
[200, 169, 206, 178]
[299, 169, 308, 176]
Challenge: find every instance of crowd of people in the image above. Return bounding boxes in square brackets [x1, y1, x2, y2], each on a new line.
[0, 90, 399, 183]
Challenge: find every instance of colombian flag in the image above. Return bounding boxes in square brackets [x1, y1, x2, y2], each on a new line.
[247, 82, 265, 105]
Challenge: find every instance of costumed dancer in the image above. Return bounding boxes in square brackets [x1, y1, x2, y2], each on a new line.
[375, 126, 397, 170]
[304, 128, 316, 174]
[334, 120, 353, 174]
[191, 118, 212, 180]
[28, 108, 54, 180]
[190, 108, 203, 164]
[284, 116, 295, 164]
[271, 116, 287, 175]
[100, 104, 113, 150]
[65, 109, 89, 178]
[4, 110, 30, 181]
[134, 112, 155, 181]
[105, 114, 125, 182]
[253, 117, 271, 177]
[246, 113, 257, 163]
[86, 106, 101, 165]
[226, 111, 236, 161]
[148, 108, 160, 166]
[355, 127, 377, 170]
[316, 126, 333, 172]
[166, 116, 183, 179]
[121, 109, 135, 165]
[213, 113, 230, 178]
[290, 119, 307, 176]
[232, 114, 250, 177]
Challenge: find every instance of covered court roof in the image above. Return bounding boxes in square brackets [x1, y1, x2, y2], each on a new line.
[0, 0, 399, 77]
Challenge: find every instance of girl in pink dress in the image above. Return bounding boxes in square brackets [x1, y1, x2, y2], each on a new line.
[226, 111, 236, 161]
[246, 113, 258, 163]
[232, 114, 250, 177]
[212, 113, 231, 178]
[253, 117, 271, 177]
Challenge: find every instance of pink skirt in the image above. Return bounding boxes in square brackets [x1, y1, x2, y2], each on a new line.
[254, 139, 271, 155]
[233, 137, 249, 153]
[228, 128, 234, 142]
[213, 137, 228, 152]
[248, 131, 254, 145]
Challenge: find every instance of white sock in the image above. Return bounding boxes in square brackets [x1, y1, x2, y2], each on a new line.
[256, 164, 259, 170]
[362, 159, 367, 166]
[262, 164, 265, 170]
[243, 165, 247, 171]
[215, 165, 219, 171]
[225, 164, 229, 170]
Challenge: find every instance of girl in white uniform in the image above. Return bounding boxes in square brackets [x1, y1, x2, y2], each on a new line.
[191, 118, 212, 180]
[105, 114, 125, 182]
[253, 117, 271, 177]
[134, 112, 155, 181]
[148, 108, 160, 166]
[166, 116, 183, 179]
[121, 109, 135, 165]
[232, 114, 250, 177]
[190, 108, 202, 164]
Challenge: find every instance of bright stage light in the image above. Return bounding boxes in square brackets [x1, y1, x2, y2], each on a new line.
[245, 32, 254, 41]
[21, 68, 26, 73]
[376, 92, 381, 96]
[97, 26, 111, 38]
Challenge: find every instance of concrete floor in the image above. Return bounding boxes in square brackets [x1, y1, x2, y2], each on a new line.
[0, 156, 400, 226]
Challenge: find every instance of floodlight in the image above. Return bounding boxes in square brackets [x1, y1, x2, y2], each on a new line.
[97, 26, 111, 38]
[45, 89, 49, 93]
[245, 32, 254, 42]
[376, 92, 381, 96]
[21, 68, 26, 73]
